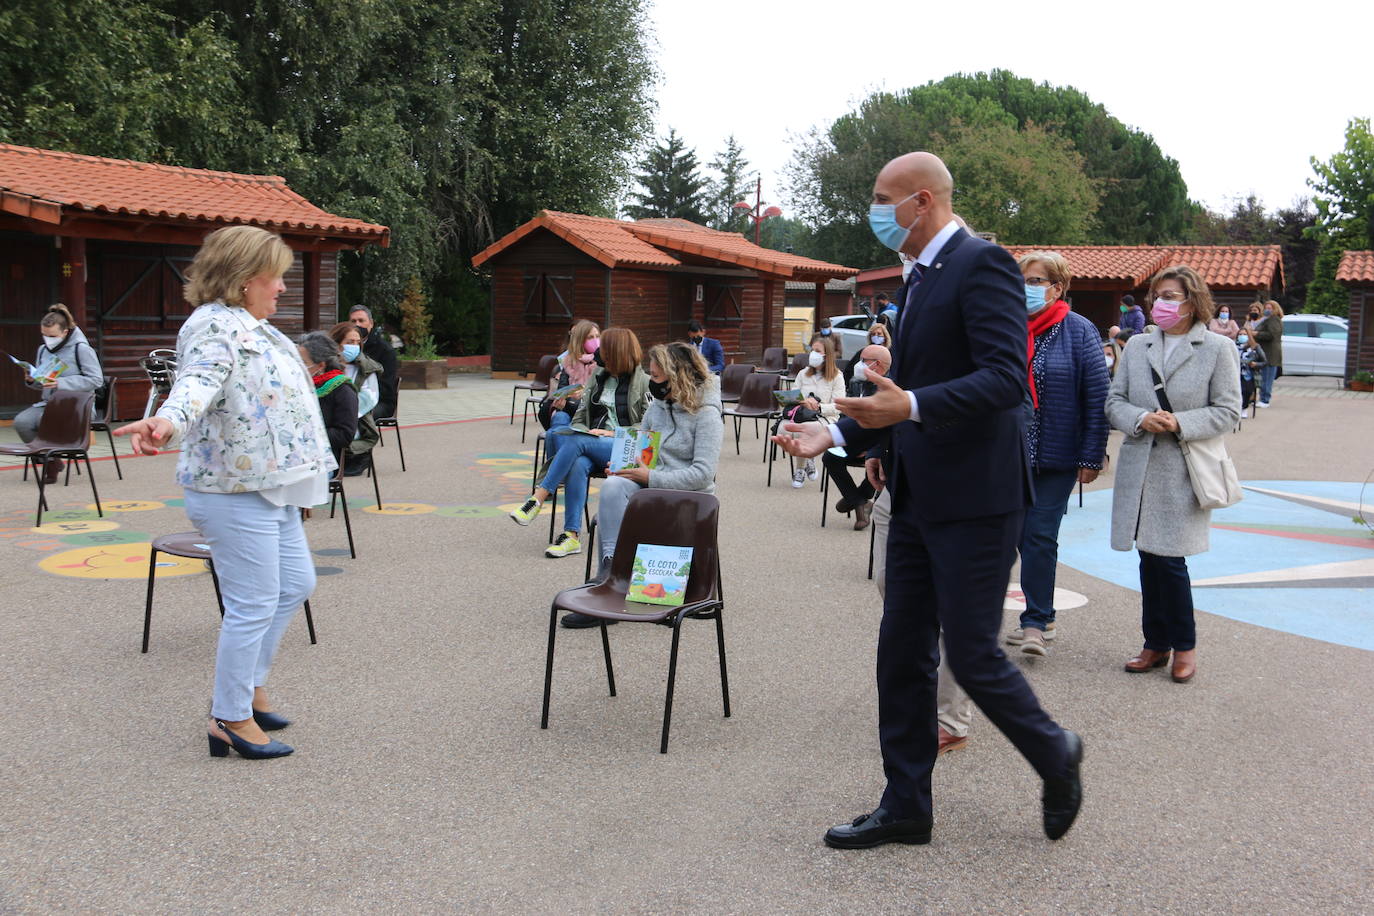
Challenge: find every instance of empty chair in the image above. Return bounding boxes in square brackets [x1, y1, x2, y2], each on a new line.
[91, 376, 124, 480]
[375, 416, 406, 471]
[0, 390, 102, 526]
[782, 352, 809, 384]
[141, 531, 317, 653]
[758, 347, 788, 374]
[511, 354, 558, 432]
[721, 372, 780, 456]
[718, 363, 755, 405]
[540, 489, 729, 753]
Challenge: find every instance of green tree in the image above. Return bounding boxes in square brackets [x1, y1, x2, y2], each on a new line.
[1306, 118, 1374, 316]
[1185, 195, 1317, 311]
[705, 136, 754, 233]
[624, 129, 709, 222]
[785, 70, 1190, 267]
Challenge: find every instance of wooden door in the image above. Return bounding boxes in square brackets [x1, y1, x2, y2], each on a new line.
[0, 237, 57, 415]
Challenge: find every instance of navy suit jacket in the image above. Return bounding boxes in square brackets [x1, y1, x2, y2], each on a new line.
[837, 229, 1033, 522]
[695, 336, 725, 374]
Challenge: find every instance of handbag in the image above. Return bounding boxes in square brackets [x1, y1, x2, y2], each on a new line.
[1149, 366, 1242, 510]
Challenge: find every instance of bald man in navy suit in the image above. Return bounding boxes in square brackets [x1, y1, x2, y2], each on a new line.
[774, 152, 1082, 849]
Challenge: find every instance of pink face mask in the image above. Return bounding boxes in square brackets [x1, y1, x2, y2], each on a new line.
[583, 337, 601, 354]
[1152, 298, 1187, 330]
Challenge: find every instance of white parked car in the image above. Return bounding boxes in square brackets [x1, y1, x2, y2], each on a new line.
[828, 313, 877, 361]
[1280, 314, 1348, 377]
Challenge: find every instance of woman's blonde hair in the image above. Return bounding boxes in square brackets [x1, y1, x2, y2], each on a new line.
[564, 319, 600, 369]
[1148, 264, 1215, 326]
[1018, 251, 1073, 297]
[808, 333, 839, 381]
[184, 225, 295, 307]
[647, 342, 711, 413]
[598, 327, 643, 377]
[41, 303, 76, 332]
[1264, 299, 1285, 318]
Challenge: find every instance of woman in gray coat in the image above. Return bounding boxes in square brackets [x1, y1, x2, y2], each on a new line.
[1106, 265, 1241, 683]
[563, 342, 723, 629]
[14, 303, 104, 483]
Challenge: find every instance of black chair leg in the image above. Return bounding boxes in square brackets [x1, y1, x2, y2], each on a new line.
[142, 546, 159, 653]
[767, 440, 774, 487]
[510, 387, 518, 424]
[732, 416, 741, 455]
[660, 617, 685, 754]
[393, 424, 406, 472]
[208, 559, 226, 617]
[521, 400, 532, 444]
[34, 472, 47, 527]
[105, 427, 123, 480]
[548, 487, 560, 544]
[600, 621, 616, 697]
[584, 517, 598, 582]
[820, 467, 830, 527]
[338, 492, 357, 559]
[83, 453, 102, 517]
[369, 457, 382, 509]
[540, 603, 559, 729]
[303, 599, 317, 644]
[715, 610, 731, 719]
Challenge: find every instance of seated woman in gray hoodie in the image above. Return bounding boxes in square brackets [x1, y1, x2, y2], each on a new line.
[563, 341, 723, 629]
[14, 303, 104, 483]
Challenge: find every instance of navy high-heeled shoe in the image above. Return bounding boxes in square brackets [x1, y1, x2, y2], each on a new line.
[252, 708, 292, 730]
[207, 721, 294, 759]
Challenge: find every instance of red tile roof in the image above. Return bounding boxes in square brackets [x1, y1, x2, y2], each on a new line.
[0, 143, 388, 245]
[1337, 250, 1374, 284]
[472, 210, 858, 279]
[1007, 244, 1283, 289]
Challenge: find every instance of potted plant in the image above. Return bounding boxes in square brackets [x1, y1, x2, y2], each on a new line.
[1351, 370, 1374, 392]
[396, 276, 448, 389]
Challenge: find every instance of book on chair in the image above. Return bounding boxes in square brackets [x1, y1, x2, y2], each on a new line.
[627, 544, 693, 607]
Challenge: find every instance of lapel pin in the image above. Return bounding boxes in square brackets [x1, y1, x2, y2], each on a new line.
[934, 262, 943, 269]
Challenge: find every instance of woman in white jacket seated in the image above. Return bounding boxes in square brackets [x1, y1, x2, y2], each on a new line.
[791, 334, 845, 488]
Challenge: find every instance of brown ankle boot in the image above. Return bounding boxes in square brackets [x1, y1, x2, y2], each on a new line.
[1124, 648, 1170, 673]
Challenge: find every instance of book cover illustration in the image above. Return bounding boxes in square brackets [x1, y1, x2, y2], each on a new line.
[773, 388, 805, 409]
[627, 544, 694, 607]
[549, 382, 584, 400]
[607, 427, 661, 472]
[6, 352, 65, 383]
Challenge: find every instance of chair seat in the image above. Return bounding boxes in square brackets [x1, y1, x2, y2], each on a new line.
[554, 582, 718, 623]
[722, 406, 775, 418]
[151, 532, 213, 560]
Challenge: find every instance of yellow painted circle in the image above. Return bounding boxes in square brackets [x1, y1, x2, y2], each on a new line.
[33, 519, 121, 536]
[361, 502, 437, 516]
[502, 470, 534, 480]
[518, 450, 537, 457]
[40, 542, 206, 580]
[497, 502, 526, 513]
[477, 458, 530, 467]
[86, 500, 164, 512]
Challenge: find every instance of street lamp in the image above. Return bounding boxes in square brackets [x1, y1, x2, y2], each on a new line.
[733, 177, 782, 246]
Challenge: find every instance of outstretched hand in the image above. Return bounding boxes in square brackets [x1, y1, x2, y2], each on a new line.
[770, 421, 833, 459]
[114, 416, 174, 455]
[835, 373, 909, 429]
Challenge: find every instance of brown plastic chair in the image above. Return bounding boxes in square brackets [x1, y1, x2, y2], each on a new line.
[511, 355, 558, 438]
[91, 376, 123, 480]
[141, 531, 317, 652]
[718, 363, 755, 405]
[540, 489, 729, 753]
[759, 347, 788, 373]
[721, 373, 780, 458]
[0, 390, 102, 526]
[782, 352, 809, 384]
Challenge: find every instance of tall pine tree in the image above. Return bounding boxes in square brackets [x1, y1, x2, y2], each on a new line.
[624, 129, 708, 222]
[705, 136, 753, 233]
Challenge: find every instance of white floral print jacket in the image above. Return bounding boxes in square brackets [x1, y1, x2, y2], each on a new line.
[156, 301, 335, 493]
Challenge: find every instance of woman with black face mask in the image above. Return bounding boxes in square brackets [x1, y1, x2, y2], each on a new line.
[573, 342, 722, 624]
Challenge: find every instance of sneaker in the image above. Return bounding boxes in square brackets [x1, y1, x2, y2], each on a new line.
[1020, 629, 1049, 657]
[792, 468, 806, 488]
[1256, 400, 1271, 408]
[546, 532, 582, 557]
[806, 460, 818, 481]
[1007, 621, 1057, 645]
[510, 497, 541, 526]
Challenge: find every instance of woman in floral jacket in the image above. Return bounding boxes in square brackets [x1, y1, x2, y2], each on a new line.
[118, 226, 333, 761]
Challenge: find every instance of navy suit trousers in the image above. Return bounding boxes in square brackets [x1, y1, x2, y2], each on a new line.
[878, 483, 1068, 821]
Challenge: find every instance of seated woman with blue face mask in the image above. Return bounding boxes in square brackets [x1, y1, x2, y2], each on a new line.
[329, 321, 382, 475]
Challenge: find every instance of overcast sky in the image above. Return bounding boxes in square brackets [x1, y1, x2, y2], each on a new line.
[647, 0, 1373, 218]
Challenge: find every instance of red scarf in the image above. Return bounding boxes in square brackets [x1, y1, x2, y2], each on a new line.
[1026, 300, 1070, 408]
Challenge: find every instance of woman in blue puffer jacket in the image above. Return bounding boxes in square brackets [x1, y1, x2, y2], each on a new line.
[1006, 251, 1110, 658]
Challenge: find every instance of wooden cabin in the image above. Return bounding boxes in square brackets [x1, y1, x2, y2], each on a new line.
[0, 143, 389, 418]
[1337, 251, 1374, 382]
[471, 212, 857, 373]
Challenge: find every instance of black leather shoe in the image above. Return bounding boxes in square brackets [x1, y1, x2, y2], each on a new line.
[560, 611, 616, 629]
[252, 708, 292, 730]
[1042, 729, 1084, 840]
[823, 807, 932, 849]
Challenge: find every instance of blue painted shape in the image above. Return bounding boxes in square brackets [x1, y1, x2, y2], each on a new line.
[1055, 481, 1373, 651]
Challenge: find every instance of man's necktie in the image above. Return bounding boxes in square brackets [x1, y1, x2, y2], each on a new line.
[897, 262, 925, 327]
